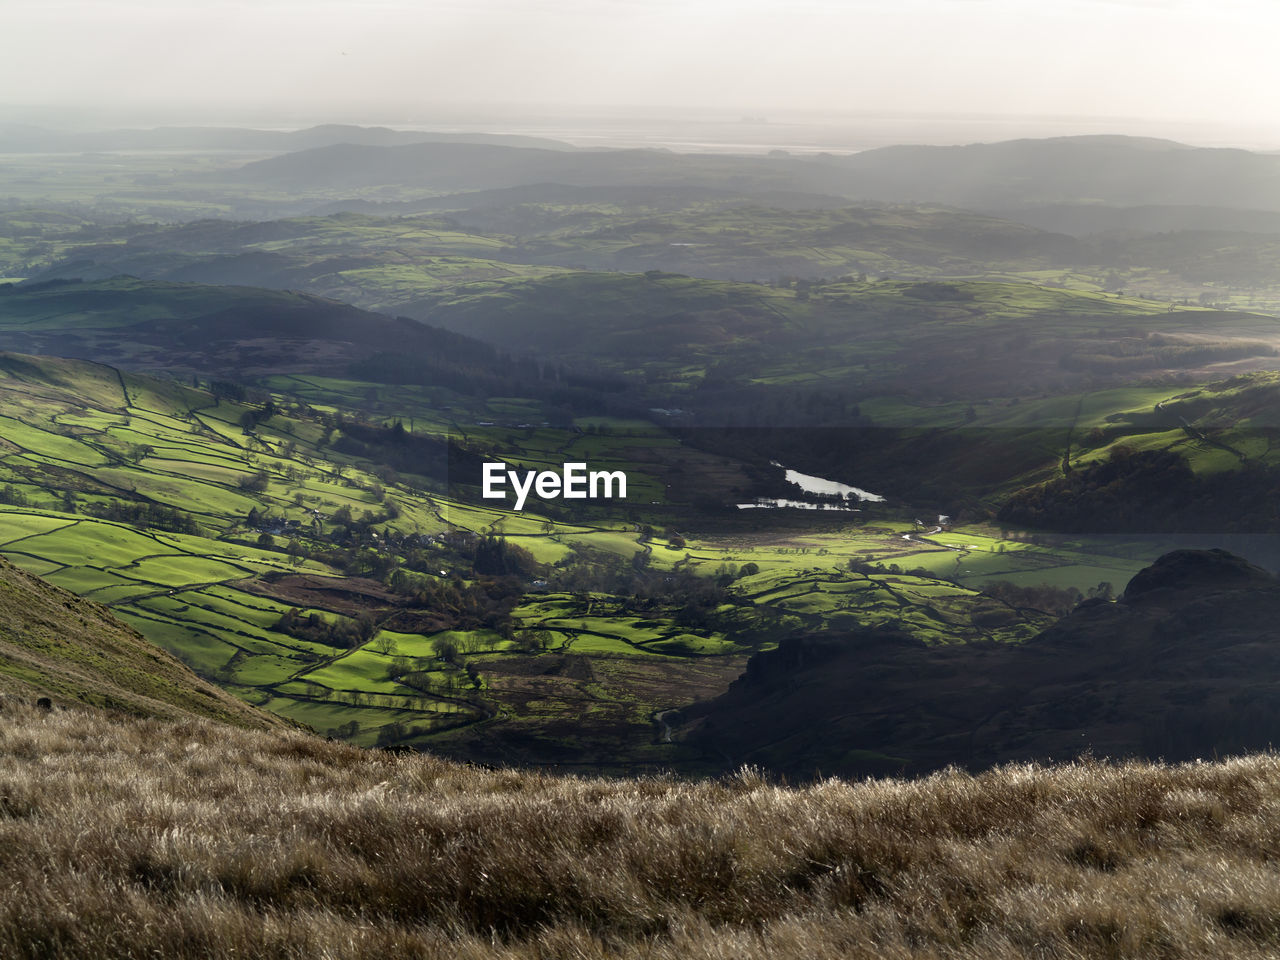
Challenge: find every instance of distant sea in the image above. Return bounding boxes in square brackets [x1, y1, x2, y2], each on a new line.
[8, 104, 1276, 156]
[366, 108, 1280, 155]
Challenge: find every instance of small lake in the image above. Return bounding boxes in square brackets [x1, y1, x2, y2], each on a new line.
[737, 463, 885, 511]
[776, 463, 885, 503]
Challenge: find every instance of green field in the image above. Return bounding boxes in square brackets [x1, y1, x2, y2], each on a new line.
[3, 133, 1280, 780]
[0, 351, 1151, 754]
[0, 283, 1272, 761]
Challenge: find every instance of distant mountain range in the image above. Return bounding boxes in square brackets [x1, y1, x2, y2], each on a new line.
[232, 141, 810, 194]
[228, 135, 1280, 213]
[832, 136, 1280, 212]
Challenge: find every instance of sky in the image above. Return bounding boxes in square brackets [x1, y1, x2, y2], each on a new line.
[4, 0, 1279, 147]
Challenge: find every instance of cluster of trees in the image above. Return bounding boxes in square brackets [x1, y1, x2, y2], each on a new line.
[0, 484, 28, 506]
[275, 608, 380, 648]
[238, 469, 271, 493]
[209, 379, 249, 403]
[237, 399, 277, 432]
[471, 535, 540, 578]
[542, 545, 648, 596]
[512, 628, 555, 653]
[847, 558, 939, 580]
[326, 416, 466, 481]
[85, 500, 199, 535]
[979, 580, 1100, 617]
[386, 656, 479, 693]
[544, 546, 742, 631]
[390, 531, 542, 582]
[328, 499, 400, 533]
[386, 564, 523, 635]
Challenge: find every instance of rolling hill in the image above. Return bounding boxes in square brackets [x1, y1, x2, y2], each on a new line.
[832, 136, 1280, 211]
[21, 203, 1083, 306]
[411, 272, 1280, 405]
[21, 192, 1280, 324]
[0, 276, 557, 400]
[228, 135, 1280, 214]
[18, 212, 575, 315]
[230, 140, 832, 195]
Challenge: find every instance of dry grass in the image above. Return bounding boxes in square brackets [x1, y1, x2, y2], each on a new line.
[3, 700, 1280, 958]
[0, 556, 277, 729]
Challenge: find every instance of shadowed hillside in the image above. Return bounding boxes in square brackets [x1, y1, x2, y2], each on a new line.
[0, 278, 613, 412]
[687, 549, 1280, 778]
[0, 276, 496, 380]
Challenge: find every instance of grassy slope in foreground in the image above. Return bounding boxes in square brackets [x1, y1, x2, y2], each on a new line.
[2, 700, 1280, 958]
[0, 554, 275, 726]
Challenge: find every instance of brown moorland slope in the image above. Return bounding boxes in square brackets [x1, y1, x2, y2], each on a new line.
[0, 553, 277, 727]
[2, 699, 1280, 958]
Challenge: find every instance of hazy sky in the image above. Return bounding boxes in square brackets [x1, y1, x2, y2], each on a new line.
[5, 0, 1279, 145]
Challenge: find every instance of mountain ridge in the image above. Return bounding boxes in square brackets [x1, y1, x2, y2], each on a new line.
[227, 135, 1280, 211]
